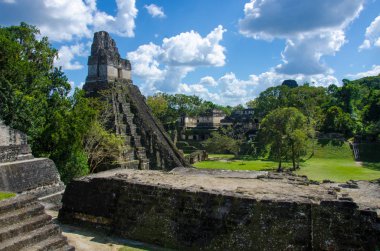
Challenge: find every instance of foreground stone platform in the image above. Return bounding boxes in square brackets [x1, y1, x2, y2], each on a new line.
[59, 168, 380, 250]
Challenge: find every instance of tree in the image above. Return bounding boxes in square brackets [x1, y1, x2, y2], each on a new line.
[83, 121, 125, 173]
[0, 22, 68, 142]
[204, 132, 241, 156]
[258, 107, 311, 171]
[322, 106, 355, 136]
[251, 85, 290, 119]
[146, 93, 169, 123]
[0, 23, 124, 183]
[146, 93, 232, 126]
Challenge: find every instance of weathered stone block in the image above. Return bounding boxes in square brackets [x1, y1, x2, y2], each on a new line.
[59, 169, 380, 250]
[0, 120, 65, 209]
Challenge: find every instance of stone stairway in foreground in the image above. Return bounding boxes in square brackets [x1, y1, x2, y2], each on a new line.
[0, 195, 73, 251]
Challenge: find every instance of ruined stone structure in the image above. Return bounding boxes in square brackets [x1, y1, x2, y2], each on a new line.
[59, 168, 380, 250]
[0, 120, 65, 209]
[0, 194, 73, 250]
[220, 108, 259, 140]
[178, 109, 226, 141]
[185, 150, 208, 164]
[83, 31, 188, 170]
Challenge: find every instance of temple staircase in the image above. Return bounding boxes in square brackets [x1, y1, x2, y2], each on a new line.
[113, 90, 150, 169]
[0, 195, 73, 251]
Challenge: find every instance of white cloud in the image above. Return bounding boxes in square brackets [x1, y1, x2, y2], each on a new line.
[54, 43, 87, 70]
[144, 4, 165, 18]
[277, 30, 346, 75]
[0, 0, 93, 41]
[179, 71, 339, 106]
[199, 76, 217, 86]
[239, 0, 363, 39]
[94, 0, 138, 37]
[161, 25, 226, 67]
[359, 15, 380, 51]
[347, 65, 380, 79]
[127, 26, 227, 92]
[239, 0, 364, 75]
[0, 0, 138, 41]
[359, 39, 371, 51]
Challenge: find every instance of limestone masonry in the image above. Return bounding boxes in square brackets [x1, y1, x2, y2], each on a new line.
[59, 168, 380, 250]
[0, 195, 73, 250]
[83, 31, 188, 170]
[0, 120, 65, 209]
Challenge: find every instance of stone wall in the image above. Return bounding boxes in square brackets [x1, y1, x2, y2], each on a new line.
[185, 150, 208, 164]
[0, 145, 32, 163]
[0, 120, 27, 146]
[86, 31, 131, 83]
[0, 120, 32, 163]
[0, 158, 60, 193]
[59, 169, 380, 250]
[0, 120, 65, 209]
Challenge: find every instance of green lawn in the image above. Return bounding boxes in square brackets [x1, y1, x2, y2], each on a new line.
[194, 139, 380, 182]
[0, 192, 15, 201]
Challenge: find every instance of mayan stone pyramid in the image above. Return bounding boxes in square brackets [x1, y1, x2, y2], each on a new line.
[83, 31, 188, 171]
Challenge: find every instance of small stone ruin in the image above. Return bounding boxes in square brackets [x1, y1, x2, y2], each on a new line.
[83, 31, 189, 171]
[0, 120, 65, 209]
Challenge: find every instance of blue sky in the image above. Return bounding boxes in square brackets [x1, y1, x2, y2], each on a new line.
[0, 0, 379, 105]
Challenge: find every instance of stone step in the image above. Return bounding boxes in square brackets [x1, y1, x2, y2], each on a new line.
[118, 158, 140, 169]
[123, 113, 134, 120]
[19, 235, 67, 251]
[38, 191, 64, 210]
[0, 195, 35, 215]
[139, 160, 150, 170]
[23, 182, 65, 200]
[136, 147, 146, 153]
[124, 116, 134, 123]
[136, 151, 148, 160]
[127, 123, 136, 130]
[0, 214, 51, 242]
[133, 142, 142, 148]
[0, 202, 44, 228]
[0, 224, 60, 251]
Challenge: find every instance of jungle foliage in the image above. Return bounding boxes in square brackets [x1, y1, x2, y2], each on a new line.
[0, 23, 123, 183]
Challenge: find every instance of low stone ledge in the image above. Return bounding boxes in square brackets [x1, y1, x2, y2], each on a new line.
[0, 158, 61, 193]
[59, 169, 380, 250]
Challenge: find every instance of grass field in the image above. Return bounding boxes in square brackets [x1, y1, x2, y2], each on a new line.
[0, 192, 15, 201]
[195, 139, 380, 182]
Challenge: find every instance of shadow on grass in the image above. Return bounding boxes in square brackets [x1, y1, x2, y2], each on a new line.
[358, 143, 380, 162]
[317, 138, 344, 147]
[362, 162, 380, 171]
[238, 155, 275, 161]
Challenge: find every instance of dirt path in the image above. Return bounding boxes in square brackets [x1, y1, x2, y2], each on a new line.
[356, 161, 363, 166]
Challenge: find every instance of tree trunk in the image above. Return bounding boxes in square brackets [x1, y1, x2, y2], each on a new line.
[292, 144, 296, 170]
[277, 158, 282, 172]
